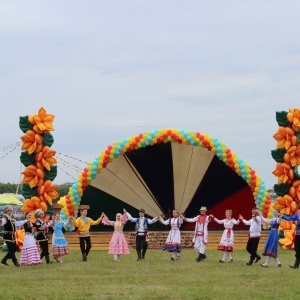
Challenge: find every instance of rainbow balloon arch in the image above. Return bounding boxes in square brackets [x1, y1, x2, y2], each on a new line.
[57, 129, 271, 230]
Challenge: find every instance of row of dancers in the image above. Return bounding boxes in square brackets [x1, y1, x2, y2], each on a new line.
[1, 204, 299, 268]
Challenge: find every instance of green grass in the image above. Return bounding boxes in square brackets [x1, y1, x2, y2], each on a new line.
[0, 249, 298, 300]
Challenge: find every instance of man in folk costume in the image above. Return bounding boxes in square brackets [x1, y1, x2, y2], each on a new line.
[124, 208, 158, 261]
[34, 209, 53, 264]
[239, 207, 262, 266]
[0, 205, 27, 267]
[183, 206, 212, 262]
[71, 205, 103, 262]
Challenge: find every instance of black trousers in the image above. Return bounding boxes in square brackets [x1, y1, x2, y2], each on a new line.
[294, 235, 300, 259]
[2, 241, 18, 264]
[79, 236, 92, 255]
[246, 237, 260, 262]
[136, 234, 148, 257]
[39, 240, 50, 257]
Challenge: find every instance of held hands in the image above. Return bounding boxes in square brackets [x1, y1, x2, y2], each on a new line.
[239, 214, 243, 220]
[101, 212, 105, 217]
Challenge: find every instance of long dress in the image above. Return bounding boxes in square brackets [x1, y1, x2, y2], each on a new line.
[262, 217, 280, 258]
[214, 218, 240, 252]
[102, 215, 129, 255]
[19, 221, 42, 266]
[50, 220, 70, 258]
[159, 217, 183, 252]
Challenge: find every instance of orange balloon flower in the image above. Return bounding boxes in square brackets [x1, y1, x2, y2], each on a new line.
[38, 180, 59, 205]
[272, 162, 294, 184]
[35, 146, 57, 171]
[22, 165, 44, 188]
[283, 145, 300, 167]
[20, 130, 43, 155]
[273, 126, 297, 150]
[28, 107, 55, 134]
[287, 108, 300, 132]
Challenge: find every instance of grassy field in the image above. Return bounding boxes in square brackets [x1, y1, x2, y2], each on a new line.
[0, 248, 299, 300]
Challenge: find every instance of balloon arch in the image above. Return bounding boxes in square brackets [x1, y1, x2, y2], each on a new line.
[57, 128, 271, 230]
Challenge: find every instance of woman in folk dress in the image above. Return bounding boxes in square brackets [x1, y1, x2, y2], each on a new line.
[19, 212, 42, 266]
[158, 209, 183, 261]
[259, 208, 282, 267]
[49, 212, 72, 263]
[210, 209, 240, 263]
[101, 212, 129, 261]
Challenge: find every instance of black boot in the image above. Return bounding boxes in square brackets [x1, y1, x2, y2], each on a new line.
[45, 255, 53, 264]
[246, 260, 253, 266]
[1, 258, 9, 266]
[289, 258, 300, 269]
[12, 258, 19, 267]
[254, 255, 261, 263]
[196, 253, 202, 262]
[136, 250, 142, 261]
[201, 253, 207, 261]
[141, 249, 146, 260]
[82, 252, 87, 262]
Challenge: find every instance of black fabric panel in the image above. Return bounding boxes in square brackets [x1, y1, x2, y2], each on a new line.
[184, 156, 248, 217]
[80, 185, 163, 231]
[124, 143, 174, 214]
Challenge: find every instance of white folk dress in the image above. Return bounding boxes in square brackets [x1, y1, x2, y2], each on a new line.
[213, 218, 240, 252]
[159, 217, 183, 252]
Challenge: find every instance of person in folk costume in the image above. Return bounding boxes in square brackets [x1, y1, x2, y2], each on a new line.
[239, 207, 262, 266]
[124, 208, 158, 261]
[158, 209, 183, 261]
[259, 208, 282, 268]
[33, 209, 53, 264]
[182, 206, 212, 262]
[101, 212, 129, 262]
[0, 205, 27, 267]
[281, 203, 300, 269]
[210, 209, 240, 263]
[48, 205, 72, 263]
[19, 212, 42, 266]
[71, 205, 103, 262]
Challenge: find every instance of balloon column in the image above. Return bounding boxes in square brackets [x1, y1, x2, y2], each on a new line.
[59, 128, 270, 230]
[19, 107, 59, 219]
[272, 108, 300, 249]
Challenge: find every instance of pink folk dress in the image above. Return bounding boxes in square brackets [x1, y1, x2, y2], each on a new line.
[19, 221, 42, 266]
[102, 215, 130, 255]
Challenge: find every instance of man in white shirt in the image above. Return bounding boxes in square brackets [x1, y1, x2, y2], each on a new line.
[239, 208, 262, 265]
[124, 208, 158, 261]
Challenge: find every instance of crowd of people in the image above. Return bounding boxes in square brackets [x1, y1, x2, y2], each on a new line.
[0, 204, 299, 269]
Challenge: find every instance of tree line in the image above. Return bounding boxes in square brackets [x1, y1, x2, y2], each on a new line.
[0, 182, 71, 200]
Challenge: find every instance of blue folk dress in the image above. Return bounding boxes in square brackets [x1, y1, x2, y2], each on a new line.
[262, 217, 280, 258]
[51, 220, 70, 257]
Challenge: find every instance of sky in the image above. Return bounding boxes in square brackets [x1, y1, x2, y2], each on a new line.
[1, 1, 300, 189]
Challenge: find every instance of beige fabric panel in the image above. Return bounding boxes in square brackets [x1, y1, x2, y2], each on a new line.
[172, 143, 214, 213]
[90, 155, 162, 217]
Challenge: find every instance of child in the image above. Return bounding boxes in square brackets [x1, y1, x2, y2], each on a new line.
[182, 206, 211, 262]
[49, 212, 72, 263]
[158, 209, 183, 261]
[210, 209, 240, 263]
[19, 212, 42, 266]
[33, 209, 53, 264]
[239, 208, 262, 266]
[101, 212, 129, 261]
[259, 208, 282, 267]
